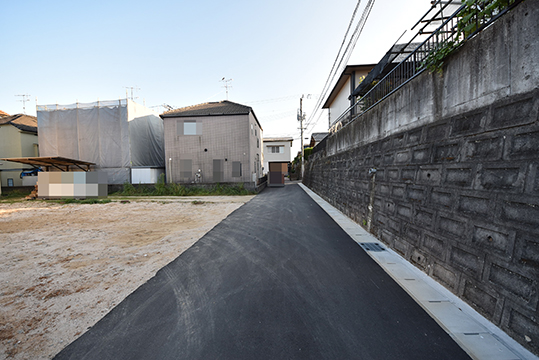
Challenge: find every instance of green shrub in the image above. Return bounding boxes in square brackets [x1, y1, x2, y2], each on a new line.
[0, 190, 30, 200]
[154, 173, 167, 196]
[121, 181, 138, 195]
[304, 147, 313, 160]
[114, 180, 255, 197]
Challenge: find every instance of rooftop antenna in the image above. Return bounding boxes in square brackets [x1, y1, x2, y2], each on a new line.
[124, 86, 140, 101]
[220, 78, 233, 100]
[15, 94, 31, 114]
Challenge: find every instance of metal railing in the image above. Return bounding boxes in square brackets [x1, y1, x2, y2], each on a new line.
[329, 0, 523, 133]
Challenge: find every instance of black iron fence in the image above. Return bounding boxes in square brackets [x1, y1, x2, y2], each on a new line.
[330, 0, 524, 133]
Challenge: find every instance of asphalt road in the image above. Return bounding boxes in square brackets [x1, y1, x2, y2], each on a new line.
[55, 184, 470, 359]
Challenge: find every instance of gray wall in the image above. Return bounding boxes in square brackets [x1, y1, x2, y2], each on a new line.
[304, 1, 539, 354]
[164, 113, 261, 184]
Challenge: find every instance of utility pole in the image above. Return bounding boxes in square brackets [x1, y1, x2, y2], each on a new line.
[298, 95, 306, 179]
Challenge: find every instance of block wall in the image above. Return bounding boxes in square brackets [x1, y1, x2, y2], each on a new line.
[304, 1, 539, 354]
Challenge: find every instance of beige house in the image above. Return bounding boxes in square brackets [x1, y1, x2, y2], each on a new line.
[160, 101, 263, 186]
[262, 137, 293, 175]
[0, 114, 39, 188]
[322, 64, 375, 128]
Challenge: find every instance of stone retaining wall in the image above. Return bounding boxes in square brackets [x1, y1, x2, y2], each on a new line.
[304, 1, 539, 354]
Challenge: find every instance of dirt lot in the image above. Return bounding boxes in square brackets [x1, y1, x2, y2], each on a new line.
[0, 196, 254, 359]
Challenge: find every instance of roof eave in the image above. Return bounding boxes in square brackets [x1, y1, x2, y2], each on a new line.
[322, 64, 377, 109]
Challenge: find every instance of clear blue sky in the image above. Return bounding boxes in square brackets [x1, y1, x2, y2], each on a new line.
[1, 0, 432, 155]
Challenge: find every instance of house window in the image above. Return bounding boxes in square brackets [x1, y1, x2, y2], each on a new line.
[177, 120, 201, 135]
[257, 138, 259, 148]
[268, 146, 284, 154]
[7, 178, 14, 187]
[232, 162, 242, 177]
[184, 121, 198, 135]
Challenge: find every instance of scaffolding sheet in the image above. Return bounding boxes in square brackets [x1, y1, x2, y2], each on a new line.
[37, 99, 165, 184]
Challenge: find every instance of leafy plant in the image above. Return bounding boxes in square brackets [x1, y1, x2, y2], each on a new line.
[0, 189, 30, 200]
[113, 180, 254, 197]
[121, 181, 138, 195]
[304, 147, 313, 160]
[421, 0, 517, 74]
[422, 40, 458, 74]
[154, 173, 167, 195]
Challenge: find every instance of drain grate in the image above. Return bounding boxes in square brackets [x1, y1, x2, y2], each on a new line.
[360, 242, 385, 252]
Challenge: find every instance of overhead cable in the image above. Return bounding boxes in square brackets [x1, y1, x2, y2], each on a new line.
[307, 0, 363, 126]
[305, 0, 377, 132]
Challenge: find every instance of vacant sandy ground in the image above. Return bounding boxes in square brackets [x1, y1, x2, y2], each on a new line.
[0, 196, 254, 359]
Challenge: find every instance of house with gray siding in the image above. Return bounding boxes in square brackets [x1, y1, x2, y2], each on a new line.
[160, 101, 263, 185]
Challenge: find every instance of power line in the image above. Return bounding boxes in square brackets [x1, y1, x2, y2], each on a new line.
[244, 94, 302, 105]
[305, 110, 326, 134]
[305, 0, 377, 132]
[307, 0, 363, 123]
[258, 109, 297, 122]
[341, 0, 376, 69]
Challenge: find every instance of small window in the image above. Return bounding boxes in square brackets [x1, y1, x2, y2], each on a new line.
[268, 146, 284, 154]
[232, 162, 242, 177]
[257, 138, 259, 148]
[7, 178, 14, 187]
[184, 121, 197, 135]
[178, 120, 201, 135]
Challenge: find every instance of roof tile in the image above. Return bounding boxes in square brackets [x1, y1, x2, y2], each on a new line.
[0, 114, 38, 133]
[161, 100, 252, 117]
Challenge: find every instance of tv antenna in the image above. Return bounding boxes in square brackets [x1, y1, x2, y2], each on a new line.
[220, 78, 233, 100]
[124, 86, 140, 101]
[15, 94, 31, 114]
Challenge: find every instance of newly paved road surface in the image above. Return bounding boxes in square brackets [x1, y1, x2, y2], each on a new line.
[55, 184, 470, 359]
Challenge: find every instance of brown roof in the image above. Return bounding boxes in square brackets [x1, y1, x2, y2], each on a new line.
[0, 114, 37, 133]
[0, 110, 9, 117]
[0, 157, 95, 171]
[263, 137, 294, 142]
[160, 100, 262, 130]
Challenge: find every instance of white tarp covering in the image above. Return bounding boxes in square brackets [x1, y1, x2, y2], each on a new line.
[37, 99, 164, 184]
